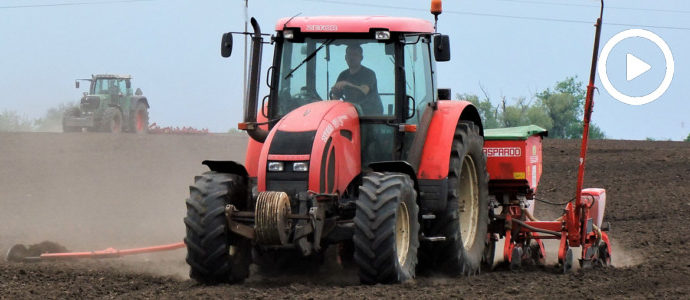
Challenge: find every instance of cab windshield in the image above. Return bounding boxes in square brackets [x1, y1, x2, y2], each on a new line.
[276, 38, 395, 117]
[93, 78, 128, 95]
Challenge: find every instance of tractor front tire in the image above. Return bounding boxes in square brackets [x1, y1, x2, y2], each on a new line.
[132, 102, 149, 134]
[437, 121, 489, 276]
[103, 107, 122, 133]
[184, 171, 251, 284]
[353, 172, 419, 284]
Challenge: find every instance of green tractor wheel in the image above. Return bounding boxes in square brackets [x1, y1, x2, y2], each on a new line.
[103, 107, 122, 133]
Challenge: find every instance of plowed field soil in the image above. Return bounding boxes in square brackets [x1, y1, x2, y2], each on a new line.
[1, 132, 688, 299]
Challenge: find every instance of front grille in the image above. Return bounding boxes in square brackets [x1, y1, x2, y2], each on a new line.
[81, 96, 100, 111]
[269, 130, 316, 155]
[266, 178, 308, 207]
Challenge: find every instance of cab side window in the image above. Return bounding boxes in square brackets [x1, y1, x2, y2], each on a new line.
[403, 36, 433, 125]
[116, 80, 127, 95]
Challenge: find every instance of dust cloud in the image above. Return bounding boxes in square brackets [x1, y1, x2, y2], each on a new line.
[0, 132, 247, 277]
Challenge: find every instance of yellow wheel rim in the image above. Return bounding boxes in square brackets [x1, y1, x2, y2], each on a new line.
[395, 202, 410, 266]
[459, 155, 479, 250]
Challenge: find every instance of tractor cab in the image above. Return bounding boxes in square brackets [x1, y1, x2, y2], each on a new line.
[269, 19, 441, 165]
[75, 74, 133, 114]
[92, 76, 131, 98]
[223, 16, 452, 174]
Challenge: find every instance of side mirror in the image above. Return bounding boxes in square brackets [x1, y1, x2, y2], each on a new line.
[125, 80, 131, 89]
[438, 88, 451, 100]
[75, 81, 80, 89]
[221, 32, 233, 58]
[433, 35, 451, 62]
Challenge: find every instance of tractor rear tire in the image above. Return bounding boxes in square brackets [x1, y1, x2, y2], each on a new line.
[62, 107, 81, 132]
[353, 172, 419, 284]
[103, 107, 122, 133]
[132, 102, 149, 134]
[436, 121, 489, 276]
[184, 171, 251, 284]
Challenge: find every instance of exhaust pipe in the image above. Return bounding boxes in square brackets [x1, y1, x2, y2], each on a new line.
[244, 17, 269, 143]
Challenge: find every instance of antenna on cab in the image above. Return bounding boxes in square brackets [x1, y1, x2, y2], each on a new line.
[431, 0, 442, 32]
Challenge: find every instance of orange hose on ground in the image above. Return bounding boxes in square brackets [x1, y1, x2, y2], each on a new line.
[39, 242, 185, 260]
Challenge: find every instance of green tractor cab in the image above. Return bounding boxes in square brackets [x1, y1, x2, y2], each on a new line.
[62, 74, 149, 133]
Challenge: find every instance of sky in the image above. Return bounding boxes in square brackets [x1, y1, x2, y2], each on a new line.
[0, 0, 687, 140]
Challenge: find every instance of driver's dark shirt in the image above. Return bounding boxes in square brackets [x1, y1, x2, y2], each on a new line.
[336, 66, 382, 115]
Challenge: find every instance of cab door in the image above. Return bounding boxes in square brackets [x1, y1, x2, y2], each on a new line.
[114, 79, 130, 118]
[402, 35, 435, 159]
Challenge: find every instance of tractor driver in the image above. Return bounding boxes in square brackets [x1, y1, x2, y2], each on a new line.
[108, 80, 121, 96]
[331, 45, 383, 115]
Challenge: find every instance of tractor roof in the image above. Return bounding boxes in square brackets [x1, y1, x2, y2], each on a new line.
[275, 16, 435, 34]
[92, 74, 132, 79]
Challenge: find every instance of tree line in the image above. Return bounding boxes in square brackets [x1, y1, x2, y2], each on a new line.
[0, 103, 77, 132]
[458, 77, 606, 139]
[2, 79, 689, 141]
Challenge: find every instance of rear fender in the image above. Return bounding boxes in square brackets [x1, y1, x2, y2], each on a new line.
[130, 96, 149, 109]
[417, 100, 483, 180]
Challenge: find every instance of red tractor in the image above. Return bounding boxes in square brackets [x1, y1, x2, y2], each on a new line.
[184, 1, 611, 284]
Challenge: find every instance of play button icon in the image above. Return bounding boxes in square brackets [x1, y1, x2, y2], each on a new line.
[598, 29, 675, 105]
[626, 54, 651, 81]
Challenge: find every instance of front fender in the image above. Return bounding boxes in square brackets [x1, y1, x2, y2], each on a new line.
[202, 160, 248, 178]
[417, 100, 483, 180]
[369, 161, 418, 191]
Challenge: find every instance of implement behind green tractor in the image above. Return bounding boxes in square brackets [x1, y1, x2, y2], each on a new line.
[63, 74, 149, 133]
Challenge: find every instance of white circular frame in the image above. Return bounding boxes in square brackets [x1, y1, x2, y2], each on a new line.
[598, 29, 674, 106]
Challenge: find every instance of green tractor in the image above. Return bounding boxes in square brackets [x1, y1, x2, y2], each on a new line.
[62, 74, 150, 133]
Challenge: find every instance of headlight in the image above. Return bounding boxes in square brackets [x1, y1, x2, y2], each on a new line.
[267, 161, 284, 172]
[283, 30, 294, 39]
[375, 30, 390, 40]
[292, 161, 309, 172]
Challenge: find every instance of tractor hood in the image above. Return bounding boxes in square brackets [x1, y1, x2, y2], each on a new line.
[274, 101, 351, 132]
[257, 100, 361, 195]
[80, 94, 108, 112]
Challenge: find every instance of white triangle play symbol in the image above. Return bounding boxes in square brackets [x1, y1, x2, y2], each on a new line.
[627, 53, 651, 81]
